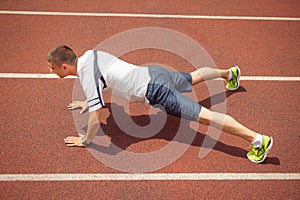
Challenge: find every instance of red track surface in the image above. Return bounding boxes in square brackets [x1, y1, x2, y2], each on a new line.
[0, 1, 299, 199]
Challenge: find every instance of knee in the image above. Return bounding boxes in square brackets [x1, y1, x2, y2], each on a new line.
[198, 107, 212, 125]
[199, 116, 211, 125]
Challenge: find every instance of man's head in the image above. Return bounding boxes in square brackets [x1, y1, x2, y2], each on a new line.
[47, 45, 77, 78]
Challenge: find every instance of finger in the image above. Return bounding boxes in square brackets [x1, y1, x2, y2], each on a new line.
[68, 104, 78, 109]
[68, 102, 75, 107]
[68, 104, 74, 110]
[64, 137, 76, 143]
[67, 143, 84, 147]
[80, 108, 88, 114]
[64, 140, 76, 143]
[64, 136, 76, 140]
[65, 136, 81, 139]
[68, 102, 80, 109]
[64, 140, 75, 144]
[67, 143, 81, 147]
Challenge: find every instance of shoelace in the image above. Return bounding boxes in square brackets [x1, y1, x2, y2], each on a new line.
[251, 145, 264, 157]
[231, 78, 237, 86]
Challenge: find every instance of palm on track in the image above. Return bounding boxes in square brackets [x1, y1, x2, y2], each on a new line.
[68, 101, 88, 114]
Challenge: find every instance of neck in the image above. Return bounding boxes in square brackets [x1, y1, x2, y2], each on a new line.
[70, 67, 78, 76]
[70, 61, 79, 76]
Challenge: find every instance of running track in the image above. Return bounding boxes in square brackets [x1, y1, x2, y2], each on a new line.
[0, 0, 299, 199]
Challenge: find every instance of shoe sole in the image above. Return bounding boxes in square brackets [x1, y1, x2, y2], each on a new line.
[249, 136, 273, 164]
[226, 65, 241, 91]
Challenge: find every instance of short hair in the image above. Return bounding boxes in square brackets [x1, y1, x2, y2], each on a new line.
[47, 45, 77, 67]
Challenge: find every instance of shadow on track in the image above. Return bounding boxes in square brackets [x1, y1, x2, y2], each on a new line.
[76, 86, 280, 165]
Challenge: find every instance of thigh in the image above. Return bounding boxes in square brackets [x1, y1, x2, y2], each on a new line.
[148, 83, 202, 121]
[169, 90, 202, 121]
[170, 71, 193, 93]
[148, 66, 192, 93]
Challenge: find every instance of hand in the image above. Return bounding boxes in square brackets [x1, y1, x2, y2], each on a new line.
[68, 101, 88, 114]
[64, 134, 87, 147]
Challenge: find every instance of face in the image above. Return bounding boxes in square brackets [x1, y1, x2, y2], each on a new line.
[48, 62, 67, 78]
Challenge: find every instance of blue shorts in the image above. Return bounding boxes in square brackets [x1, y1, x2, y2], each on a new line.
[145, 66, 202, 121]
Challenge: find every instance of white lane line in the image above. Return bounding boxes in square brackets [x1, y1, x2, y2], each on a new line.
[0, 10, 299, 21]
[0, 173, 299, 181]
[0, 73, 76, 79]
[0, 73, 299, 81]
[242, 76, 300, 81]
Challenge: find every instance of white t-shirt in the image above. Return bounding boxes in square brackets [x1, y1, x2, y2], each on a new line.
[77, 50, 151, 112]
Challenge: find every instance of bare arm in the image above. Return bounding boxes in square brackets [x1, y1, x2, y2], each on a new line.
[85, 110, 101, 145]
[64, 101, 101, 147]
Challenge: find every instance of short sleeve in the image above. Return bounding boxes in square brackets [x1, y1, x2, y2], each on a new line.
[86, 79, 105, 112]
[78, 51, 106, 113]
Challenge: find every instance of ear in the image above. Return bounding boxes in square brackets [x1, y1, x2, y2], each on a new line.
[62, 64, 68, 70]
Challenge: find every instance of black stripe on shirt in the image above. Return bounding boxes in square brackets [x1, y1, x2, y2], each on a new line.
[87, 97, 99, 103]
[93, 50, 105, 107]
[89, 101, 101, 108]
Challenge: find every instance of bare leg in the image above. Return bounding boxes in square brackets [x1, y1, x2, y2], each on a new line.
[191, 67, 257, 143]
[190, 67, 229, 85]
[198, 107, 257, 142]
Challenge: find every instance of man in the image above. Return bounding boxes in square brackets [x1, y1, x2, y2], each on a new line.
[47, 45, 273, 163]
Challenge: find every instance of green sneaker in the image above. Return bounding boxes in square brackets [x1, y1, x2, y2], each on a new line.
[247, 135, 273, 164]
[226, 66, 240, 90]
